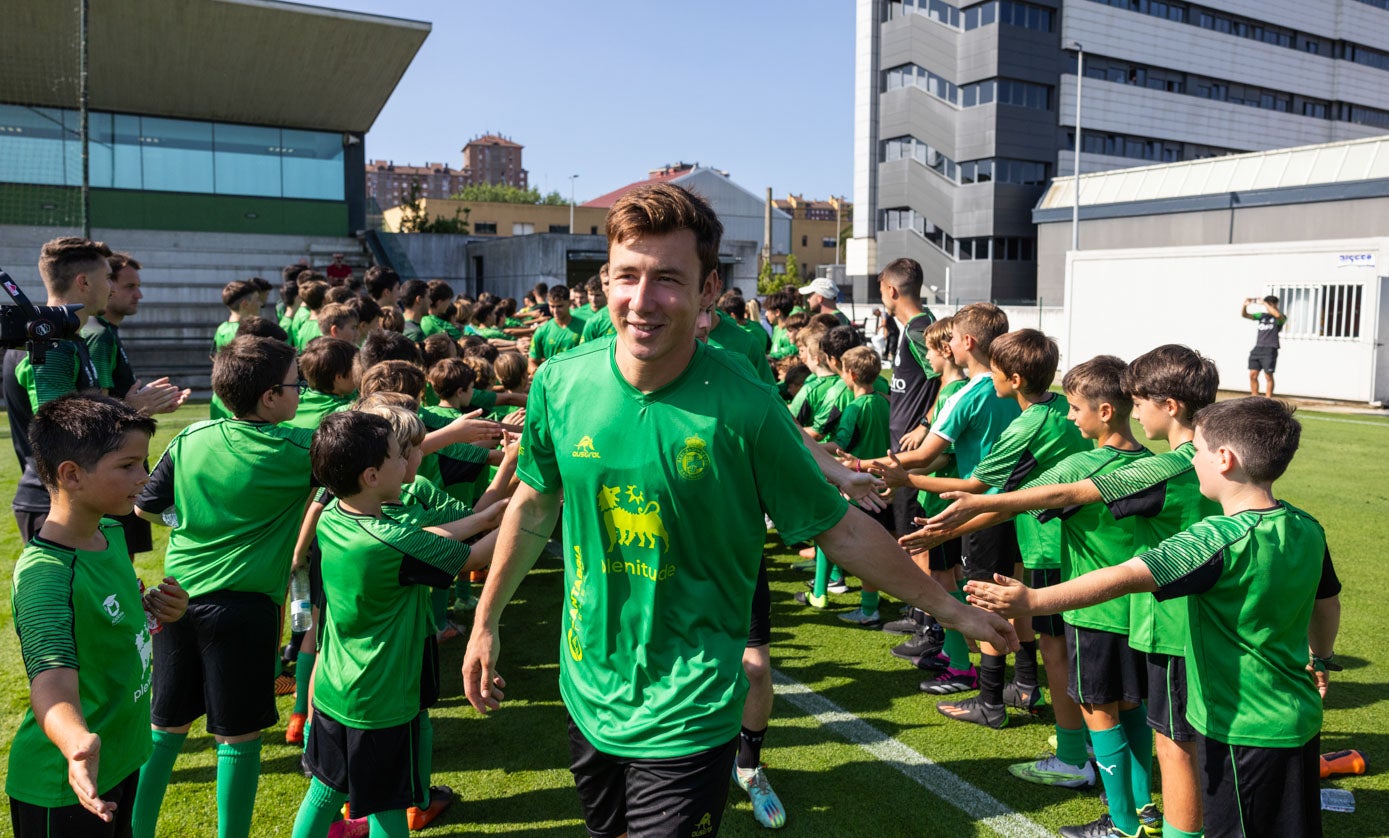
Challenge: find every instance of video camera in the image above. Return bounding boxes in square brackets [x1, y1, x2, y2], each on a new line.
[0, 267, 83, 365]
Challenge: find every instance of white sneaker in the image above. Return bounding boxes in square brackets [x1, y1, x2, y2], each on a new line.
[733, 765, 787, 829]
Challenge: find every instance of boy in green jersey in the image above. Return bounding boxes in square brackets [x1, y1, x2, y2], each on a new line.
[285, 337, 357, 431]
[810, 325, 885, 442]
[528, 285, 585, 373]
[420, 280, 463, 340]
[789, 325, 837, 434]
[8, 395, 188, 838]
[581, 270, 619, 343]
[131, 336, 316, 838]
[291, 278, 329, 352]
[213, 279, 260, 355]
[399, 279, 429, 343]
[462, 183, 1017, 838]
[968, 397, 1341, 838]
[931, 344, 1221, 837]
[312, 302, 359, 347]
[764, 289, 798, 360]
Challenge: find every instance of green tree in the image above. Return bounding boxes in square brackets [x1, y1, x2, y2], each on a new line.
[540, 190, 568, 206]
[756, 258, 777, 295]
[397, 181, 471, 234]
[451, 183, 543, 204]
[783, 253, 801, 289]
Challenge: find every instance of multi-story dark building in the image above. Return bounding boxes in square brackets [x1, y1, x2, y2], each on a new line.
[848, 0, 1389, 304]
[462, 134, 528, 191]
[365, 134, 529, 210]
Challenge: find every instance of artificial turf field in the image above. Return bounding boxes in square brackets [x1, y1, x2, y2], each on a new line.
[0, 401, 1384, 837]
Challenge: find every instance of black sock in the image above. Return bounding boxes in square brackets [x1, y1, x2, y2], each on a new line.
[979, 654, 1006, 706]
[737, 726, 767, 770]
[1013, 640, 1038, 688]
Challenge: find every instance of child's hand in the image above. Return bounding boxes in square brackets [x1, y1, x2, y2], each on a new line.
[501, 409, 526, 428]
[898, 518, 945, 552]
[143, 577, 189, 623]
[66, 732, 116, 822]
[964, 574, 1032, 619]
[446, 410, 507, 446]
[926, 491, 984, 532]
[865, 452, 910, 489]
[897, 425, 929, 451]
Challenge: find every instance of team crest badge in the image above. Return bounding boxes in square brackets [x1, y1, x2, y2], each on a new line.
[676, 435, 709, 480]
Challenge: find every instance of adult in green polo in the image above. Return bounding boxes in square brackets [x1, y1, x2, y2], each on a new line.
[463, 183, 1016, 838]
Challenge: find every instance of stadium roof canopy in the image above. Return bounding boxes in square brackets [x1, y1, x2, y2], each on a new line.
[2, 0, 429, 133]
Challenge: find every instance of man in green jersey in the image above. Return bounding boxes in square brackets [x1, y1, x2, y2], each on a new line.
[462, 183, 1016, 838]
[8, 395, 188, 838]
[968, 397, 1341, 838]
[131, 336, 315, 838]
[580, 269, 619, 343]
[527, 285, 585, 373]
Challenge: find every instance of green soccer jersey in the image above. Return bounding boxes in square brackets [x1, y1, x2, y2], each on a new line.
[788, 373, 835, 428]
[929, 372, 1022, 481]
[768, 325, 796, 359]
[469, 388, 498, 411]
[314, 500, 471, 729]
[421, 314, 462, 341]
[402, 319, 425, 343]
[1027, 445, 1152, 632]
[476, 326, 510, 340]
[831, 391, 891, 458]
[528, 317, 585, 364]
[213, 320, 239, 354]
[971, 394, 1090, 569]
[568, 305, 591, 325]
[15, 339, 101, 411]
[916, 377, 968, 519]
[386, 474, 473, 527]
[417, 406, 491, 501]
[284, 388, 352, 431]
[517, 340, 848, 758]
[81, 318, 117, 391]
[1091, 442, 1222, 655]
[139, 419, 315, 600]
[708, 314, 775, 386]
[1140, 502, 1339, 747]
[581, 308, 618, 342]
[741, 319, 771, 353]
[7, 522, 153, 807]
[295, 317, 323, 351]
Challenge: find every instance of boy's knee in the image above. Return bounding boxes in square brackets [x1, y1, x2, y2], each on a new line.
[742, 647, 771, 683]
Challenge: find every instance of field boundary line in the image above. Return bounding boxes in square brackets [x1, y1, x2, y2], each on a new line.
[772, 669, 1052, 838]
[1302, 415, 1389, 428]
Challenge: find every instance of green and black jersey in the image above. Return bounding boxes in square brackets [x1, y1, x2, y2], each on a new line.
[887, 311, 939, 448]
[529, 317, 585, 364]
[7, 522, 153, 807]
[971, 395, 1090, 569]
[138, 419, 315, 600]
[1091, 442, 1221, 655]
[1028, 445, 1152, 632]
[929, 372, 1021, 481]
[313, 500, 471, 729]
[789, 374, 836, 429]
[402, 319, 425, 343]
[1140, 502, 1340, 747]
[284, 388, 352, 432]
[831, 392, 891, 459]
[813, 376, 890, 439]
[708, 314, 775, 386]
[418, 405, 492, 503]
[81, 316, 136, 398]
[212, 320, 239, 355]
[517, 339, 848, 759]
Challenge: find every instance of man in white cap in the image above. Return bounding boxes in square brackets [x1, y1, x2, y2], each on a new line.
[799, 277, 851, 327]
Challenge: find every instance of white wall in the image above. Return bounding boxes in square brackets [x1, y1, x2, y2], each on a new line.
[1065, 239, 1389, 403]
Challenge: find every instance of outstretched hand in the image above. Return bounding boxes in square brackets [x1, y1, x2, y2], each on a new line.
[446, 410, 507, 446]
[66, 732, 116, 822]
[926, 490, 986, 533]
[898, 517, 946, 552]
[963, 574, 1032, 619]
[865, 452, 911, 489]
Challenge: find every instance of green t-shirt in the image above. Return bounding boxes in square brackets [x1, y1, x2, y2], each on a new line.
[15, 339, 100, 411]
[916, 377, 967, 518]
[295, 317, 322, 352]
[738, 320, 771, 352]
[7, 523, 153, 807]
[708, 314, 775, 386]
[81, 316, 135, 398]
[768, 325, 796, 359]
[1027, 445, 1152, 632]
[528, 317, 585, 363]
[1141, 502, 1339, 747]
[139, 419, 315, 600]
[581, 307, 618, 342]
[831, 391, 891, 458]
[387, 474, 473, 525]
[292, 304, 311, 329]
[476, 325, 510, 340]
[402, 319, 425, 343]
[417, 405, 491, 502]
[1091, 441, 1222, 655]
[929, 372, 1022, 481]
[517, 340, 848, 758]
[314, 500, 471, 729]
[788, 373, 835, 428]
[421, 314, 462, 341]
[284, 388, 352, 431]
[970, 394, 1090, 569]
[213, 320, 239, 355]
[568, 305, 592, 324]
[811, 377, 885, 438]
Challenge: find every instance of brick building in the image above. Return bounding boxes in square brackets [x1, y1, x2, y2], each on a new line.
[365, 134, 529, 210]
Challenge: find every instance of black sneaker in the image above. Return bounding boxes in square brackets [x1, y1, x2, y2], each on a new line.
[890, 624, 944, 659]
[1059, 813, 1137, 838]
[882, 607, 926, 635]
[1001, 681, 1045, 715]
[935, 695, 1007, 728]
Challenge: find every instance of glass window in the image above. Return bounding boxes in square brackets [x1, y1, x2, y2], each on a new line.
[214, 123, 281, 197]
[281, 129, 343, 200]
[980, 0, 996, 24]
[139, 116, 214, 193]
[0, 104, 68, 186]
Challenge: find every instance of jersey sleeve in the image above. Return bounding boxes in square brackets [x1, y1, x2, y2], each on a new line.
[515, 365, 560, 493]
[1024, 450, 1110, 521]
[1141, 520, 1238, 601]
[528, 325, 545, 360]
[137, 447, 177, 513]
[360, 516, 471, 588]
[12, 550, 78, 680]
[28, 342, 79, 409]
[435, 442, 490, 487]
[84, 328, 116, 391]
[407, 481, 473, 528]
[929, 381, 973, 444]
[970, 408, 1042, 489]
[1317, 547, 1342, 600]
[1092, 453, 1191, 520]
[753, 401, 849, 544]
[468, 388, 498, 410]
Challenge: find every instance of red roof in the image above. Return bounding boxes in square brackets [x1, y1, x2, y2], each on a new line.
[581, 166, 693, 209]
[467, 134, 522, 148]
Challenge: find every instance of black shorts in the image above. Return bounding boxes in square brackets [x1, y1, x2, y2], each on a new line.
[1199, 733, 1321, 838]
[9, 769, 139, 838]
[747, 559, 770, 648]
[112, 509, 153, 555]
[567, 716, 737, 838]
[960, 520, 1021, 583]
[1248, 346, 1278, 373]
[306, 709, 428, 817]
[1146, 652, 1195, 742]
[13, 509, 46, 545]
[151, 590, 280, 736]
[927, 536, 963, 572]
[890, 487, 925, 538]
[1067, 625, 1145, 706]
[1028, 568, 1066, 637]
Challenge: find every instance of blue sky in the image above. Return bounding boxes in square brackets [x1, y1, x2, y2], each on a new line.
[302, 0, 855, 203]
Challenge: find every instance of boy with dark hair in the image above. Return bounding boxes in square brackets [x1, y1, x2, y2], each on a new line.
[288, 337, 359, 431]
[764, 289, 798, 359]
[967, 397, 1340, 838]
[293, 279, 330, 351]
[358, 330, 423, 374]
[528, 285, 585, 373]
[421, 281, 462, 340]
[277, 272, 300, 335]
[236, 315, 290, 343]
[399, 279, 429, 343]
[580, 271, 616, 342]
[364, 265, 400, 308]
[215, 280, 261, 355]
[7, 395, 187, 838]
[130, 336, 316, 838]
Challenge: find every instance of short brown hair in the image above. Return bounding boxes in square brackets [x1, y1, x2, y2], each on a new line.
[1123, 344, 1218, 421]
[358, 359, 425, 401]
[427, 358, 478, 402]
[924, 316, 953, 353]
[212, 336, 295, 417]
[222, 280, 256, 309]
[39, 237, 111, 295]
[425, 279, 453, 305]
[989, 329, 1058, 394]
[840, 346, 882, 386]
[952, 302, 1009, 355]
[106, 252, 141, 278]
[355, 390, 420, 413]
[494, 351, 527, 390]
[29, 394, 156, 490]
[317, 303, 358, 335]
[299, 337, 358, 392]
[784, 311, 811, 333]
[1194, 397, 1300, 483]
[324, 286, 354, 305]
[356, 402, 426, 452]
[236, 315, 289, 343]
[460, 355, 494, 389]
[606, 183, 723, 279]
[880, 257, 923, 298]
[1062, 355, 1131, 416]
[421, 333, 457, 369]
[299, 280, 330, 311]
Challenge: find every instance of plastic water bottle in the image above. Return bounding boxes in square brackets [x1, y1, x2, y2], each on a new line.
[161, 508, 179, 528]
[289, 568, 312, 632]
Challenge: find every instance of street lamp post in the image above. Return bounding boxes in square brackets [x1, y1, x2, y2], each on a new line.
[1065, 41, 1084, 252]
[568, 174, 579, 233]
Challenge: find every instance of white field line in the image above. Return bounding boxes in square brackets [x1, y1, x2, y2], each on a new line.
[772, 669, 1053, 838]
[1302, 415, 1389, 428]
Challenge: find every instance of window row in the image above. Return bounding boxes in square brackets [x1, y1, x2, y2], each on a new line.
[1070, 130, 1237, 163]
[882, 137, 1051, 186]
[886, 0, 1053, 32]
[877, 208, 1036, 261]
[0, 104, 344, 200]
[884, 66, 1052, 111]
[881, 136, 961, 181]
[884, 64, 958, 103]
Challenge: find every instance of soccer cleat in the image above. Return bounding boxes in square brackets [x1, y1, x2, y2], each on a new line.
[936, 695, 1007, 728]
[1058, 813, 1138, 838]
[1001, 681, 1045, 715]
[825, 578, 851, 594]
[891, 624, 945, 658]
[1008, 754, 1096, 788]
[435, 620, 464, 644]
[837, 608, 882, 627]
[274, 673, 296, 696]
[920, 666, 978, 694]
[794, 591, 828, 609]
[285, 712, 307, 746]
[1136, 804, 1163, 836]
[910, 652, 951, 671]
[882, 607, 928, 636]
[732, 765, 787, 829]
[407, 785, 454, 830]
[327, 817, 370, 838]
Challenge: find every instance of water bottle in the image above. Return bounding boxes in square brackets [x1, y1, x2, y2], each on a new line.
[289, 568, 312, 632]
[161, 508, 179, 528]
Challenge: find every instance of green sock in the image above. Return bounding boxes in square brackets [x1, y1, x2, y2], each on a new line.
[943, 590, 971, 670]
[1090, 724, 1140, 835]
[431, 588, 450, 631]
[1163, 825, 1202, 838]
[813, 548, 830, 598]
[303, 720, 312, 753]
[1054, 724, 1089, 769]
[293, 651, 315, 715]
[415, 712, 434, 809]
[860, 590, 880, 614]
[1120, 704, 1154, 806]
[216, 738, 262, 838]
[291, 777, 347, 838]
[132, 729, 186, 838]
[367, 809, 410, 838]
[828, 564, 844, 584]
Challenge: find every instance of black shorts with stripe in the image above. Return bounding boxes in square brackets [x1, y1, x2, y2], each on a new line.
[1146, 652, 1195, 742]
[1066, 624, 1145, 706]
[1028, 568, 1066, 637]
[1199, 732, 1321, 838]
[305, 709, 428, 818]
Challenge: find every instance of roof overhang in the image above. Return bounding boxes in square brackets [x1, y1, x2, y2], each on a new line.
[3, 0, 429, 133]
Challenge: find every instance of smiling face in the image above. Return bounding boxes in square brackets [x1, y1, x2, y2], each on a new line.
[607, 229, 716, 388]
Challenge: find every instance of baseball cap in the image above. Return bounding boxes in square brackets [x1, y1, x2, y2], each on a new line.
[799, 277, 839, 300]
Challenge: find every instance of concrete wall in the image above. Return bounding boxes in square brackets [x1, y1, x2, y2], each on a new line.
[391, 233, 475, 290]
